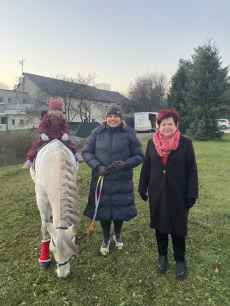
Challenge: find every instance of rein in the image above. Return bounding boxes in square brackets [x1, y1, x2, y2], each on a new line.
[54, 175, 105, 268]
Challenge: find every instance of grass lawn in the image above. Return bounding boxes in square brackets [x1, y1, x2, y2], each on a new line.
[1, 134, 230, 306]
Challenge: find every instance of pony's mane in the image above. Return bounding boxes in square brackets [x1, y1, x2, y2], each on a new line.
[56, 146, 80, 229]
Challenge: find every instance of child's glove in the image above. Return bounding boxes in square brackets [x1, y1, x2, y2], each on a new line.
[41, 133, 49, 141]
[62, 133, 68, 141]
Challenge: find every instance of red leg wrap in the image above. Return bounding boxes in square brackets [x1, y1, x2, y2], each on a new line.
[39, 240, 51, 262]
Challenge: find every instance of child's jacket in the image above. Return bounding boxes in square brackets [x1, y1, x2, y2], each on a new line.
[38, 114, 69, 141]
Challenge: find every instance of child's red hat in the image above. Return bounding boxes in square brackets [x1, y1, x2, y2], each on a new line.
[49, 99, 63, 111]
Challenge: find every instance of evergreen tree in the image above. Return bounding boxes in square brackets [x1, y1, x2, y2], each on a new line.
[185, 41, 229, 140]
[167, 59, 191, 134]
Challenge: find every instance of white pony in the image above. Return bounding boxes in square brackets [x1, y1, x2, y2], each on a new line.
[30, 139, 80, 277]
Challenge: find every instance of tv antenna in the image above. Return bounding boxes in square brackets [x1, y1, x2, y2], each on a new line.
[19, 58, 26, 74]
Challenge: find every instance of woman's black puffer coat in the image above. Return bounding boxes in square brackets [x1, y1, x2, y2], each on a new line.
[82, 124, 144, 221]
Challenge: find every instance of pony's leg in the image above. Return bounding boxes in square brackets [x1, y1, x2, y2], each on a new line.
[36, 192, 51, 270]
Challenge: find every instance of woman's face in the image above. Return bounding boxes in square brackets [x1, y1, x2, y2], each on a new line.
[159, 117, 178, 141]
[52, 109, 62, 117]
[106, 114, 122, 127]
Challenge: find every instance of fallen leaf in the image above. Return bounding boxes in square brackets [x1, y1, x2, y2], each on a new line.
[187, 282, 192, 287]
[215, 268, 219, 273]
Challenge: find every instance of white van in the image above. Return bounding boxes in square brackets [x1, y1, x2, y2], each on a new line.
[134, 112, 158, 132]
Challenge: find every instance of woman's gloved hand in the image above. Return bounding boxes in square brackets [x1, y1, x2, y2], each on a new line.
[62, 133, 68, 141]
[97, 165, 110, 176]
[186, 197, 196, 209]
[114, 161, 128, 170]
[41, 133, 49, 141]
[139, 193, 148, 201]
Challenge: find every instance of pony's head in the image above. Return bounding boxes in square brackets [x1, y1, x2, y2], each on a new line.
[47, 222, 78, 278]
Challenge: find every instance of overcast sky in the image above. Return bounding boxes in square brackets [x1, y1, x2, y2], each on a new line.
[1, 0, 230, 92]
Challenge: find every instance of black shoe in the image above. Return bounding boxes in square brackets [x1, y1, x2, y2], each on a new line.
[157, 255, 168, 274]
[176, 260, 187, 280]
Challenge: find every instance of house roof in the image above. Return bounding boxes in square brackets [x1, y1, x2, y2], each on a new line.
[100, 90, 128, 105]
[23, 73, 112, 103]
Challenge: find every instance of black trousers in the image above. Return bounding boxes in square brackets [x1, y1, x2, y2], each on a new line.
[100, 220, 123, 240]
[156, 229, 185, 262]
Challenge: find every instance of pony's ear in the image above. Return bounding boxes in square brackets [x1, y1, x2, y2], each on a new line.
[67, 224, 77, 237]
[46, 222, 57, 238]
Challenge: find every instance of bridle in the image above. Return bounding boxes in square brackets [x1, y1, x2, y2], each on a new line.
[52, 227, 93, 268]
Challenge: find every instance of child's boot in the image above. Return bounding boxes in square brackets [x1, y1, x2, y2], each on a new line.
[76, 154, 84, 163]
[22, 161, 32, 170]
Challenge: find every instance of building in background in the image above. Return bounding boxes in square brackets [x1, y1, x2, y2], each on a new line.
[0, 73, 128, 130]
[0, 88, 40, 130]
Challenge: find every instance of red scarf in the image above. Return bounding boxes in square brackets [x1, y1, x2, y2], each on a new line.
[153, 129, 180, 157]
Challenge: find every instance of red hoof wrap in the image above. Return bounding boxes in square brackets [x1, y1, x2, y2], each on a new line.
[40, 240, 51, 261]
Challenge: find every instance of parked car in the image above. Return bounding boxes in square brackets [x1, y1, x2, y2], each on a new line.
[217, 119, 230, 129]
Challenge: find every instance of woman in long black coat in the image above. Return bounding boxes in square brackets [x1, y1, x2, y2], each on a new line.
[82, 103, 144, 255]
[138, 109, 198, 280]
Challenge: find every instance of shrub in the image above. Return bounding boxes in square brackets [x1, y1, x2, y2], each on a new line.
[0, 132, 38, 166]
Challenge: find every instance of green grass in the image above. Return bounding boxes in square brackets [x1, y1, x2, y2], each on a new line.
[1, 135, 230, 306]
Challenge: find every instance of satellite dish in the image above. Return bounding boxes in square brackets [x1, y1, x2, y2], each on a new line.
[13, 84, 18, 90]
[19, 76, 23, 83]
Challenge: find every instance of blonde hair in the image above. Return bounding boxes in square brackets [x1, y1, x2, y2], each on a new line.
[99, 120, 127, 128]
[48, 110, 66, 121]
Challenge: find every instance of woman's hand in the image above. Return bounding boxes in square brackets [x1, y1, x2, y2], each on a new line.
[139, 193, 148, 201]
[41, 133, 49, 141]
[97, 165, 110, 176]
[186, 198, 196, 209]
[114, 161, 128, 170]
[62, 133, 68, 141]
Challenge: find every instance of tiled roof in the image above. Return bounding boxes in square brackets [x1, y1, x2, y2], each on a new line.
[23, 73, 112, 103]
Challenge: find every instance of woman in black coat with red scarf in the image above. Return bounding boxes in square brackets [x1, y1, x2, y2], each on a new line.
[138, 109, 198, 280]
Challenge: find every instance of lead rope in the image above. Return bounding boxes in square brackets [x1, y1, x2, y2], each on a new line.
[74, 176, 104, 250]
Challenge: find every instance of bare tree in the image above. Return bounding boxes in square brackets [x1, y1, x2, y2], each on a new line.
[23, 89, 50, 124]
[0, 82, 10, 90]
[125, 72, 168, 113]
[94, 82, 112, 91]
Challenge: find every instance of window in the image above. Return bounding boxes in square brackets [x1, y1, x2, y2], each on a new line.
[11, 119, 15, 125]
[8, 98, 12, 104]
[92, 119, 95, 122]
[19, 119, 24, 126]
[23, 99, 26, 104]
[0, 97, 4, 104]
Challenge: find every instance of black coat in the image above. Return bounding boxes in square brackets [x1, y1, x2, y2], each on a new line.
[82, 124, 144, 221]
[138, 136, 198, 237]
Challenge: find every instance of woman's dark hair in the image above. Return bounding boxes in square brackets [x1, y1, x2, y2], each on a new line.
[157, 109, 180, 126]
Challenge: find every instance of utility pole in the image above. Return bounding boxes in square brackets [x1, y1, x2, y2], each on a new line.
[19, 58, 26, 74]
